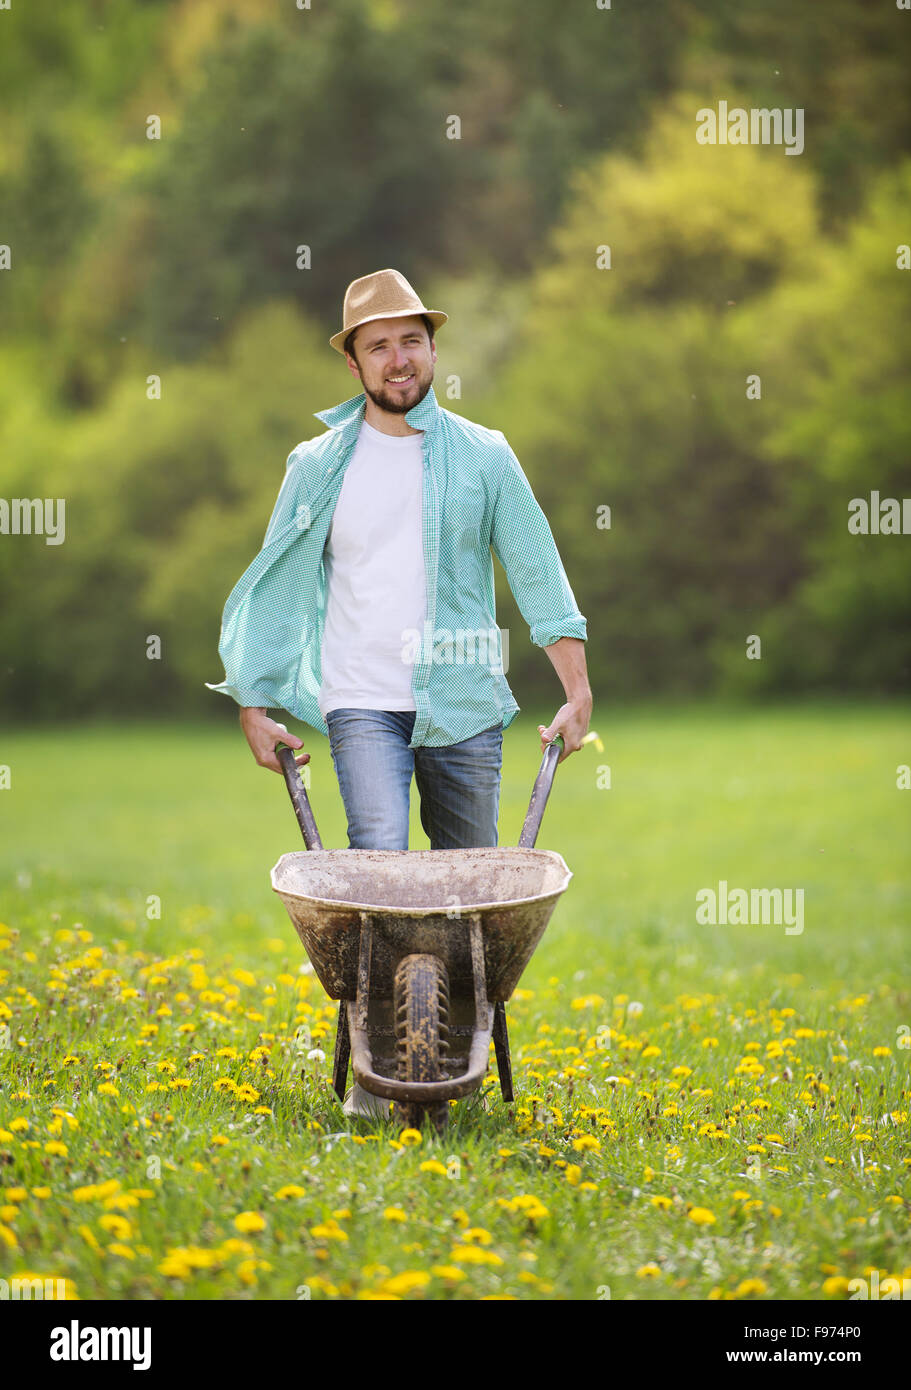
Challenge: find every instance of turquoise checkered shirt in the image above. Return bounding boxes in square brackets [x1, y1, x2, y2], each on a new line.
[206, 384, 587, 747]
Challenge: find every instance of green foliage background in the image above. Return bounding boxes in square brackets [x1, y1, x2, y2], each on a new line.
[1, 0, 909, 717]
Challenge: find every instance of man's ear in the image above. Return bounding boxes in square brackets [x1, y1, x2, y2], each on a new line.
[345, 352, 361, 380]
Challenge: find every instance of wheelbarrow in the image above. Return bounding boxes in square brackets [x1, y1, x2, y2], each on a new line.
[270, 736, 572, 1130]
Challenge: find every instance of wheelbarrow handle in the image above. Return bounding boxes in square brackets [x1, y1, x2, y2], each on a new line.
[276, 743, 324, 851]
[518, 734, 564, 848]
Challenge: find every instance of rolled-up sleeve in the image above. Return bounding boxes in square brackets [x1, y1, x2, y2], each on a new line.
[490, 441, 587, 648]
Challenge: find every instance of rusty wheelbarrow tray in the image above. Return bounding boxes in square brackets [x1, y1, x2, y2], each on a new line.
[271, 736, 571, 1128]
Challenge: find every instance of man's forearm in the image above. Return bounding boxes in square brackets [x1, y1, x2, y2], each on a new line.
[544, 636, 592, 704]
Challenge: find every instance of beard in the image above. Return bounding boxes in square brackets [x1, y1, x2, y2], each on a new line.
[362, 365, 433, 415]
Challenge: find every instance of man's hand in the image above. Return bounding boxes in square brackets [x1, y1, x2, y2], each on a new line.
[239, 706, 310, 775]
[538, 696, 593, 763]
[539, 636, 593, 762]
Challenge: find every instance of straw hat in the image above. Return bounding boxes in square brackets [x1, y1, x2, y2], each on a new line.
[329, 268, 448, 355]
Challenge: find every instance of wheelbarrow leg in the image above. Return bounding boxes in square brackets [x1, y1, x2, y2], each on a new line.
[331, 1001, 350, 1100]
[492, 1001, 514, 1103]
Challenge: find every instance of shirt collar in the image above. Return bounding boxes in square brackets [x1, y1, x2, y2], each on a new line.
[313, 383, 441, 435]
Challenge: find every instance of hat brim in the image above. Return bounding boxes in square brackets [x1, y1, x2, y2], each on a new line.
[330, 308, 448, 355]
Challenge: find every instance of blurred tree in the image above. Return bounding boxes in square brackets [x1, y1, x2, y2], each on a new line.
[0, 302, 348, 716]
[133, 4, 458, 359]
[674, 0, 911, 228]
[476, 93, 820, 700]
[720, 161, 911, 693]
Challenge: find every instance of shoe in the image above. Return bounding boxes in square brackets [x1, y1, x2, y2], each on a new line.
[342, 1082, 390, 1119]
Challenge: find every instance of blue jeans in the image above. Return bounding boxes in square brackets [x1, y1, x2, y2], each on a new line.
[324, 708, 502, 850]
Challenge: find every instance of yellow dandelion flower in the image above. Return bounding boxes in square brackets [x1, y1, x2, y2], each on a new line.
[636, 1263, 662, 1279]
[822, 1276, 852, 1298]
[383, 1207, 407, 1223]
[564, 1165, 582, 1186]
[233, 1211, 266, 1234]
[310, 1220, 348, 1242]
[218, 1238, 254, 1256]
[107, 1243, 135, 1259]
[688, 1206, 716, 1225]
[450, 1245, 503, 1266]
[735, 1278, 768, 1297]
[274, 1185, 307, 1201]
[651, 1195, 673, 1210]
[570, 994, 605, 1010]
[419, 1160, 448, 1176]
[432, 1265, 466, 1282]
[103, 1193, 139, 1212]
[399, 1129, 422, 1147]
[99, 1215, 132, 1240]
[380, 1271, 431, 1296]
[236, 1258, 263, 1285]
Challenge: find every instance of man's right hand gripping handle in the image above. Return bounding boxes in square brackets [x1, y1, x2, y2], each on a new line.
[239, 706, 310, 775]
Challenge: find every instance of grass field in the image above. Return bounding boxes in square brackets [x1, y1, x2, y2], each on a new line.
[0, 703, 908, 1301]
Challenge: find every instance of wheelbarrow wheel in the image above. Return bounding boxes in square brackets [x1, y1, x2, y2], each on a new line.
[393, 953, 450, 1134]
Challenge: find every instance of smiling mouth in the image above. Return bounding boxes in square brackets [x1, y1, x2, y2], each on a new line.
[386, 374, 415, 386]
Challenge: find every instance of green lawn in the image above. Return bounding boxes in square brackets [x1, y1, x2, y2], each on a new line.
[0, 704, 908, 1300]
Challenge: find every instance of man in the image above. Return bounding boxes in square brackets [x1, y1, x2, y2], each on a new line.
[207, 270, 591, 1104]
[209, 266, 591, 830]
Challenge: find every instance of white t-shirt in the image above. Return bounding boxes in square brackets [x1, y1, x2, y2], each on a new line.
[318, 418, 426, 715]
